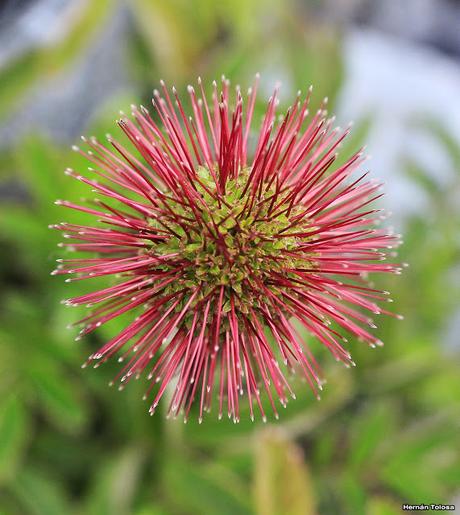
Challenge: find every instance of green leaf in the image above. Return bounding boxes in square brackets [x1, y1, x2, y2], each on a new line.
[15, 137, 64, 206]
[254, 428, 316, 515]
[28, 362, 87, 434]
[348, 401, 395, 469]
[381, 421, 458, 501]
[338, 472, 366, 515]
[11, 467, 71, 515]
[366, 497, 401, 515]
[134, 507, 168, 515]
[85, 447, 145, 515]
[0, 396, 28, 484]
[163, 454, 251, 515]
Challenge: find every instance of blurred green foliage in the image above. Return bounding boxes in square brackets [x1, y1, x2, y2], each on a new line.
[1, 1, 460, 514]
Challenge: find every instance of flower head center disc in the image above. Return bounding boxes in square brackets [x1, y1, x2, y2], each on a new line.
[149, 166, 310, 318]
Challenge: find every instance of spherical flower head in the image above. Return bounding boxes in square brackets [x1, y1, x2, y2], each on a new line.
[52, 76, 403, 423]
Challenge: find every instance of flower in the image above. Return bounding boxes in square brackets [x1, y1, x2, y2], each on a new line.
[52, 75, 402, 423]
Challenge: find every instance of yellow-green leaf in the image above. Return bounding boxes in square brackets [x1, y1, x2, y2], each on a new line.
[254, 428, 316, 515]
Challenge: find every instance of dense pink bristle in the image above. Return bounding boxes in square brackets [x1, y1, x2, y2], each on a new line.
[53, 76, 402, 422]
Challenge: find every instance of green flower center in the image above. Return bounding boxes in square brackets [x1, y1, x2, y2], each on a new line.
[147, 167, 314, 318]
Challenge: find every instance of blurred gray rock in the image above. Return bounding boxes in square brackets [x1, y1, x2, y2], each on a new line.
[336, 28, 460, 220]
[321, 0, 460, 58]
[0, 0, 133, 146]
